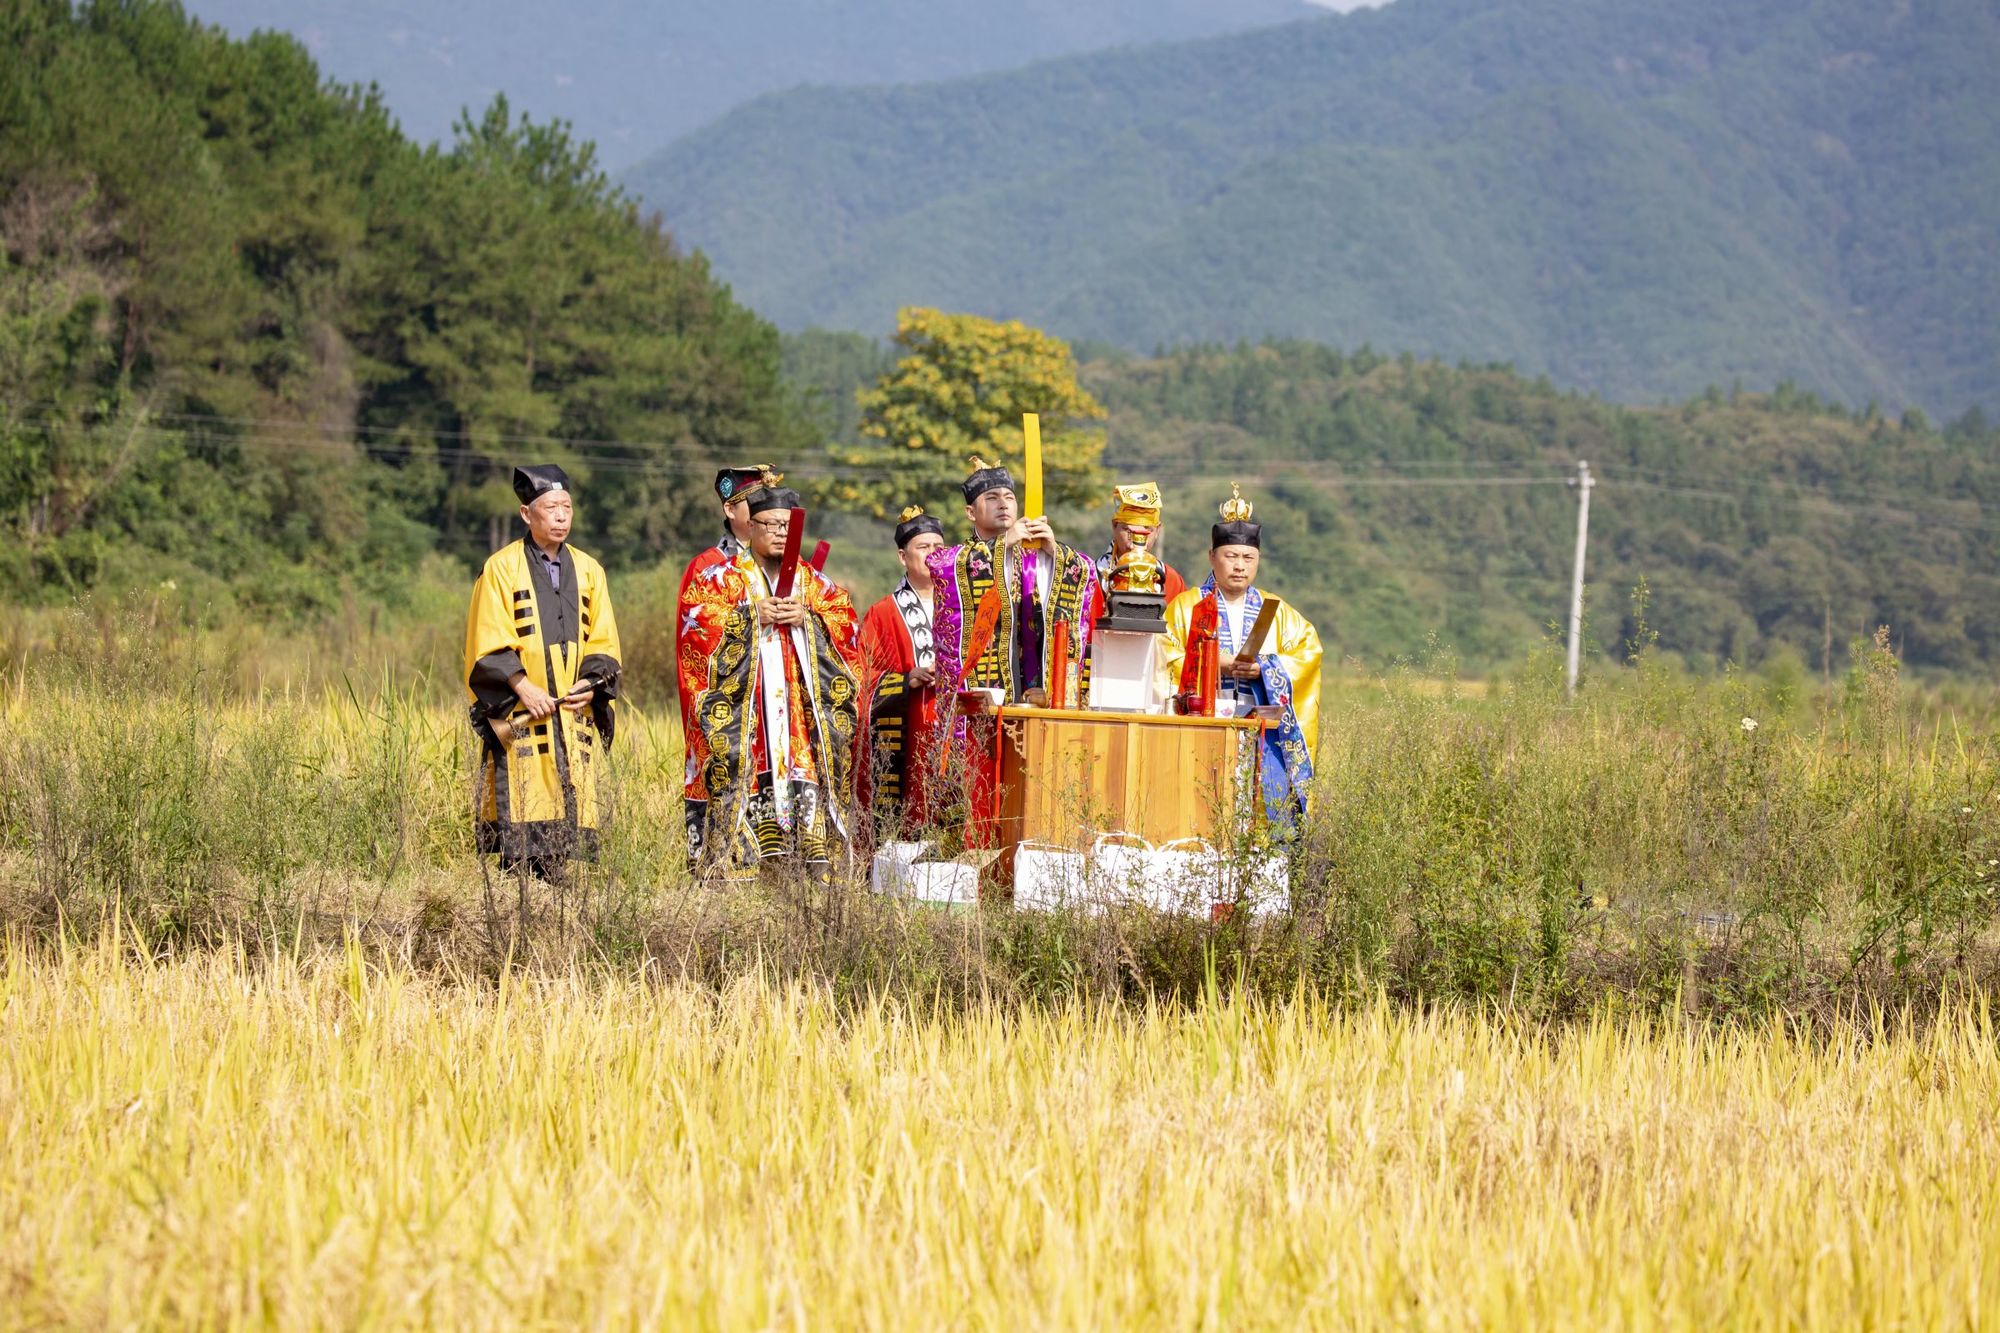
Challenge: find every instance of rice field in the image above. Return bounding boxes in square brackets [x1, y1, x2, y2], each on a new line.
[4, 935, 1996, 1328]
[5, 626, 2000, 1325]
[7, 636, 2000, 1011]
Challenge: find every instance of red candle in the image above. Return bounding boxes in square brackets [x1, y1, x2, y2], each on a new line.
[1195, 639, 1220, 717]
[1048, 620, 1071, 709]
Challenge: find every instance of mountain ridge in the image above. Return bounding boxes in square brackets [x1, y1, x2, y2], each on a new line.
[181, 0, 1316, 166]
[630, 0, 2000, 414]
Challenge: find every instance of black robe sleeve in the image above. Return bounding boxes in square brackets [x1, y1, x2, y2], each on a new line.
[578, 652, 621, 749]
[468, 649, 525, 718]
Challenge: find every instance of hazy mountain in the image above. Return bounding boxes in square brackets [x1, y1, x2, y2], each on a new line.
[629, 0, 2000, 415]
[181, 0, 1316, 166]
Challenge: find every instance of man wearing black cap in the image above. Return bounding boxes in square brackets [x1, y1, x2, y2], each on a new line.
[674, 463, 780, 860]
[1156, 484, 1322, 824]
[680, 486, 862, 870]
[464, 464, 624, 880]
[926, 456, 1098, 705]
[857, 505, 947, 831]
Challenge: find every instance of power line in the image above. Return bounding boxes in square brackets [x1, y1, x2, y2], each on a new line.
[0, 412, 1582, 487]
[1605, 464, 1994, 526]
[3, 404, 1579, 482]
[3, 403, 745, 455]
[8, 404, 1998, 536]
[1601, 477, 2000, 538]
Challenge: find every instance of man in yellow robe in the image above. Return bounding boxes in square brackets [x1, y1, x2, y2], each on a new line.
[1156, 485, 1322, 824]
[464, 464, 622, 879]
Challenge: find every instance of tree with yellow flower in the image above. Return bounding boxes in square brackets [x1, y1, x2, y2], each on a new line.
[828, 308, 1107, 518]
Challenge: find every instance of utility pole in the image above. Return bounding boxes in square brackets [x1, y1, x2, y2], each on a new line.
[1565, 460, 1594, 699]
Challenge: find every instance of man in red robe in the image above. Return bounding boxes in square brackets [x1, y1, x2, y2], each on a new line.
[1084, 481, 1184, 703]
[1092, 480, 1187, 613]
[675, 462, 780, 862]
[858, 506, 946, 835]
[679, 487, 862, 870]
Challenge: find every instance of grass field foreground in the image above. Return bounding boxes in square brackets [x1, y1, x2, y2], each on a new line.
[6, 624, 2000, 1010]
[4, 936, 1997, 1327]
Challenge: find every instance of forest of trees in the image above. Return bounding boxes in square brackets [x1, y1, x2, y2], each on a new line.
[1, 0, 806, 622]
[789, 330, 2000, 674]
[5, 2, 1998, 679]
[1079, 346, 2000, 674]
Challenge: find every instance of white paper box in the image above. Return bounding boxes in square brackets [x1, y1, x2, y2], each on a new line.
[1013, 841, 1091, 912]
[1214, 855, 1291, 919]
[1087, 630, 1160, 712]
[1147, 838, 1223, 917]
[1088, 832, 1154, 909]
[869, 840, 931, 895]
[907, 861, 981, 905]
[1086, 834, 1285, 920]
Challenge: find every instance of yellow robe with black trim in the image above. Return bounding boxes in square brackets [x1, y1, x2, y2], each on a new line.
[463, 539, 622, 864]
[1156, 588, 1322, 758]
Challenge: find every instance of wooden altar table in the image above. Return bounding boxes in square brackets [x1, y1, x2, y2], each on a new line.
[974, 706, 1264, 872]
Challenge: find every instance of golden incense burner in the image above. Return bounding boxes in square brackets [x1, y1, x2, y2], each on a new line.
[1109, 537, 1166, 596]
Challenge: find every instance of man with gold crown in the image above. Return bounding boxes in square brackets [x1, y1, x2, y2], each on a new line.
[679, 486, 862, 870]
[1156, 484, 1323, 825]
[464, 464, 623, 881]
[857, 505, 947, 832]
[674, 462, 780, 859]
[1094, 479, 1188, 612]
[927, 455, 1099, 705]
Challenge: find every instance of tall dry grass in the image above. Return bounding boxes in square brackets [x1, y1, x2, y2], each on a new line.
[2, 934, 1996, 1327]
[1, 613, 1997, 1010]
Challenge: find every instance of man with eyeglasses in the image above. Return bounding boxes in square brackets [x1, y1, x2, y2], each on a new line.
[679, 486, 862, 871]
[675, 462, 780, 864]
[464, 464, 623, 883]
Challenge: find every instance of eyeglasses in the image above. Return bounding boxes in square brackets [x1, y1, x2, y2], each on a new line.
[751, 518, 790, 532]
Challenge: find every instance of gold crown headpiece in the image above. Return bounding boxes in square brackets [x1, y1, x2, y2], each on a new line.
[966, 455, 991, 473]
[1113, 481, 1162, 526]
[757, 464, 785, 488]
[898, 504, 926, 523]
[1218, 482, 1253, 524]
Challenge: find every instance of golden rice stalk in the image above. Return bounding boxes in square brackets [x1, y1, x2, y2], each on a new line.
[4, 936, 1997, 1327]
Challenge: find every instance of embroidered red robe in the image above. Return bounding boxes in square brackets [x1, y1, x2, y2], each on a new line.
[858, 591, 942, 833]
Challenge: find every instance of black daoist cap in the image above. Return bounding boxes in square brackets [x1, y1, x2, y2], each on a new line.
[748, 486, 803, 516]
[961, 455, 1015, 505]
[715, 463, 781, 503]
[895, 505, 944, 548]
[1210, 483, 1261, 550]
[513, 464, 570, 506]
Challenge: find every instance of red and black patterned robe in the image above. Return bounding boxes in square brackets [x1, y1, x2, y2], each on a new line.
[677, 547, 861, 868]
